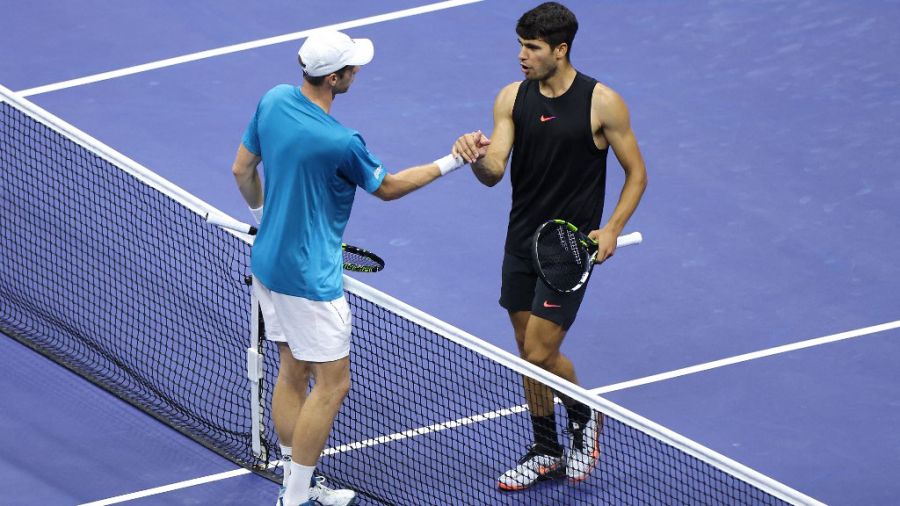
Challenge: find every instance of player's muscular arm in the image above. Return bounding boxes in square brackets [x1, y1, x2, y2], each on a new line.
[458, 82, 518, 187]
[589, 85, 648, 260]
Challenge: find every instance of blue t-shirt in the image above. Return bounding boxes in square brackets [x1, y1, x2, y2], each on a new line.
[242, 85, 385, 300]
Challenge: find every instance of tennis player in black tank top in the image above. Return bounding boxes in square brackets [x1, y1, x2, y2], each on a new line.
[507, 72, 608, 257]
[453, 2, 648, 493]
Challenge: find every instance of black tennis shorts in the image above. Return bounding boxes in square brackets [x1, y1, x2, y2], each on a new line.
[498, 252, 589, 330]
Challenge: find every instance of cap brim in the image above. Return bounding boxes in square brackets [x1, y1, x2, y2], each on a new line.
[346, 38, 374, 66]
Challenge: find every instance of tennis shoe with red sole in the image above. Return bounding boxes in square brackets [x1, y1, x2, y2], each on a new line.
[565, 412, 602, 482]
[498, 444, 565, 491]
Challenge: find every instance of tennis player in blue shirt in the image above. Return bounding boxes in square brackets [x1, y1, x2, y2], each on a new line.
[231, 30, 469, 506]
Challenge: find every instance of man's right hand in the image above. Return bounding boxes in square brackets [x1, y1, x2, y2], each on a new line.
[452, 130, 491, 164]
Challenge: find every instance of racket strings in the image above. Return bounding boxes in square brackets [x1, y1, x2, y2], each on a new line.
[342, 249, 383, 272]
[536, 224, 591, 290]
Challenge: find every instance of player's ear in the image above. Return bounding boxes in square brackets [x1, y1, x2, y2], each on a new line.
[554, 42, 568, 60]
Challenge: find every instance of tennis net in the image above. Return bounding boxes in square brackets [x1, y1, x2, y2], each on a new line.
[0, 85, 820, 505]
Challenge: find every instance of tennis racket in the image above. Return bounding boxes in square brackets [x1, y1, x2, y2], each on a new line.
[533, 219, 642, 293]
[205, 213, 385, 273]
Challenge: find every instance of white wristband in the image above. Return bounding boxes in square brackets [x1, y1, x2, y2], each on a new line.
[433, 154, 465, 176]
[249, 205, 263, 224]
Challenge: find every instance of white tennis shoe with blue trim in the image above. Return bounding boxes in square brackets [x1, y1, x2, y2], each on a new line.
[308, 475, 358, 505]
[277, 475, 357, 506]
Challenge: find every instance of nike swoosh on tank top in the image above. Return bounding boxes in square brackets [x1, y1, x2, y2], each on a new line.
[506, 72, 609, 258]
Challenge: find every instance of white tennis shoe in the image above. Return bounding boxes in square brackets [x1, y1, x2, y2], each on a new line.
[277, 475, 357, 506]
[308, 476, 358, 506]
[497, 444, 565, 491]
[565, 411, 602, 482]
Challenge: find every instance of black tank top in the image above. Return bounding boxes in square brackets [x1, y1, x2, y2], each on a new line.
[505, 72, 608, 257]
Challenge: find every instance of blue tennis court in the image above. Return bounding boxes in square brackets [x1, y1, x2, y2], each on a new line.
[2, 1, 899, 504]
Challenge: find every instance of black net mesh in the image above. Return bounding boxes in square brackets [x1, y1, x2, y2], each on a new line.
[0, 100, 271, 470]
[0, 95, 798, 505]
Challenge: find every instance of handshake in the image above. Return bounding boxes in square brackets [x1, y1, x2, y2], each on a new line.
[433, 131, 492, 175]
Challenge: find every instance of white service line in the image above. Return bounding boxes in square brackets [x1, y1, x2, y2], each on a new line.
[79, 319, 899, 504]
[76, 405, 531, 505]
[322, 405, 529, 456]
[78, 469, 251, 506]
[591, 320, 900, 394]
[17, 0, 484, 97]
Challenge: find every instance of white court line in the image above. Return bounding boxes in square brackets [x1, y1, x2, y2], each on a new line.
[321, 405, 529, 456]
[75, 407, 533, 505]
[78, 469, 251, 506]
[80, 320, 900, 505]
[17, 0, 484, 97]
[590, 320, 900, 394]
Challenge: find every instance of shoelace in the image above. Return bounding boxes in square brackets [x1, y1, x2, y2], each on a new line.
[517, 444, 563, 465]
[564, 423, 586, 450]
[516, 445, 543, 465]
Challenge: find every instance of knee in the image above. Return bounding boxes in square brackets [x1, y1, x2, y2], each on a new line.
[522, 344, 556, 370]
[320, 373, 351, 405]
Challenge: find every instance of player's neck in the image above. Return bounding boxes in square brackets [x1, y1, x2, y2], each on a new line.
[300, 82, 335, 114]
[538, 63, 577, 98]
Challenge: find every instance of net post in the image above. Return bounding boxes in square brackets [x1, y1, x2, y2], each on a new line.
[246, 275, 266, 461]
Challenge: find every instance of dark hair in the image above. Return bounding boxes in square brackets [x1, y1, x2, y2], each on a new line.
[516, 2, 579, 59]
[297, 56, 353, 85]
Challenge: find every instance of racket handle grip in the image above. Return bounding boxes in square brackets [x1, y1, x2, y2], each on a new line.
[205, 212, 258, 235]
[616, 231, 643, 248]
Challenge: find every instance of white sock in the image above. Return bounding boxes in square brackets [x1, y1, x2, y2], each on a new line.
[283, 462, 315, 505]
[279, 445, 292, 487]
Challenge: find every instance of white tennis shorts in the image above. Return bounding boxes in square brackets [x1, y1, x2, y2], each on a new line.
[253, 278, 352, 362]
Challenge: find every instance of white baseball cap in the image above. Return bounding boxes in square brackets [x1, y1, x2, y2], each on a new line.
[298, 30, 374, 77]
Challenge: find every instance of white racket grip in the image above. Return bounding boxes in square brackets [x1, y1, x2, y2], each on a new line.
[205, 212, 256, 235]
[616, 231, 643, 248]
